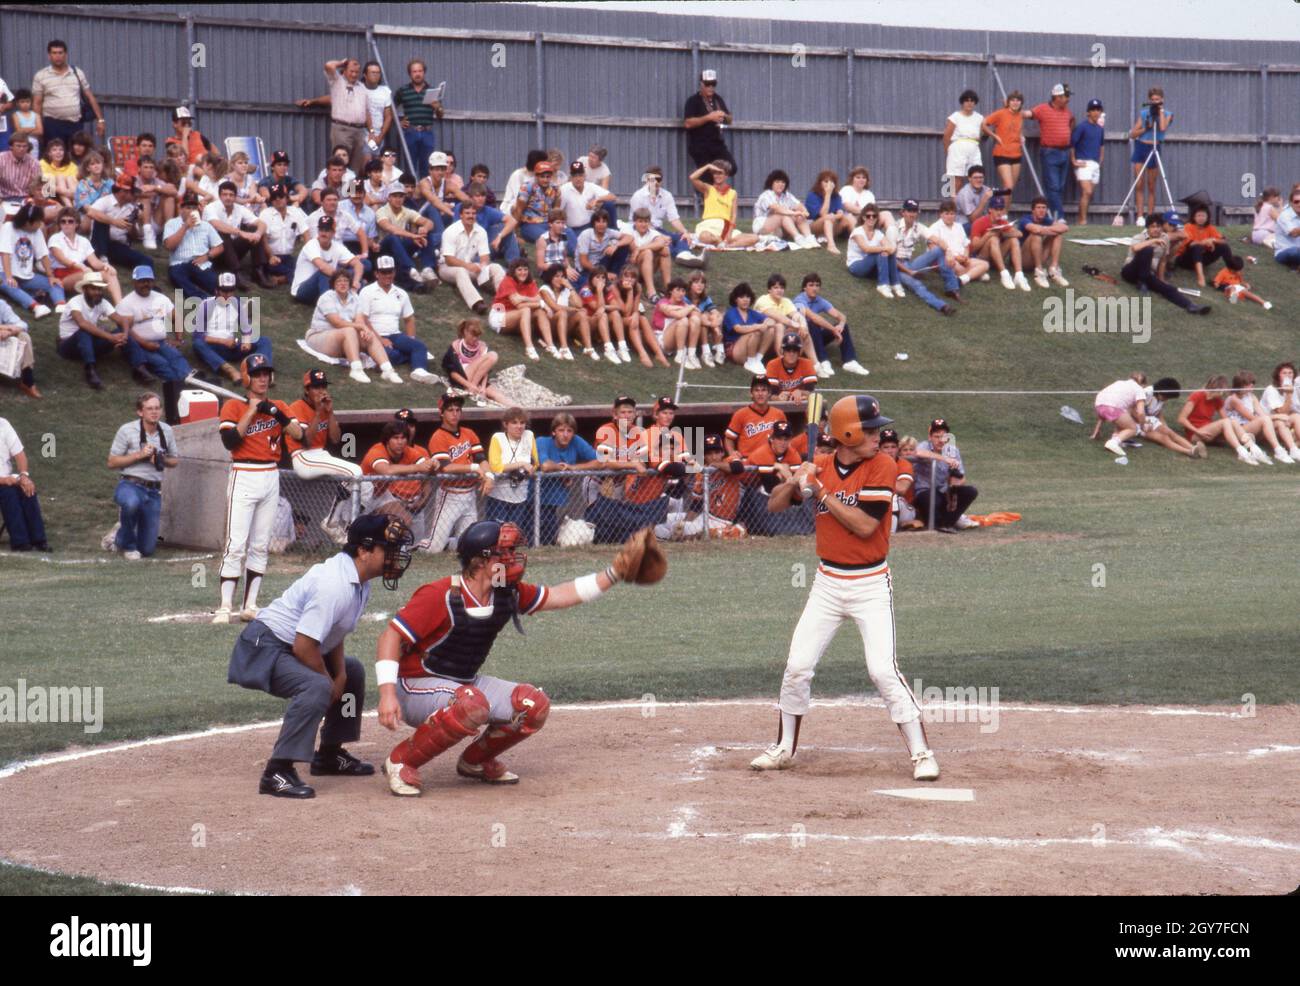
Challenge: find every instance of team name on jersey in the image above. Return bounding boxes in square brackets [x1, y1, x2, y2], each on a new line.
[744, 420, 775, 438]
[445, 439, 473, 460]
[817, 489, 858, 514]
[246, 418, 280, 437]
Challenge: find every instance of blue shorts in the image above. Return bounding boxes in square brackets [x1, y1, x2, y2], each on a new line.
[1130, 142, 1165, 166]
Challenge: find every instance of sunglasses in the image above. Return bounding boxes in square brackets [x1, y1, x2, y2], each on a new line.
[59, 218, 78, 224]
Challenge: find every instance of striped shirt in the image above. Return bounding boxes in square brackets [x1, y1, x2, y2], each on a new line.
[1031, 102, 1074, 148]
[394, 82, 436, 128]
[0, 150, 40, 200]
[32, 65, 91, 123]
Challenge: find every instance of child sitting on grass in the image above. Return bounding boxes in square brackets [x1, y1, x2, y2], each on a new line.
[1212, 255, 1272, 310]
[1138, 377, 1205, 459]
[441, 317, 508, 406]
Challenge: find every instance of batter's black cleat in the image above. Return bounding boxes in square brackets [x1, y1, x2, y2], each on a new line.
[310, 748, 376, 777]
[259, 767, 315, 798]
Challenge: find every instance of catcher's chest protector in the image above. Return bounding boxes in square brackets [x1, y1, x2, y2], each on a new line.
[420, 585, 519, 682]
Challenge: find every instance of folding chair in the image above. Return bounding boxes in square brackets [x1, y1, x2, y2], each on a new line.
[224, 136, 268, 181]
[109, 135, 137, 175]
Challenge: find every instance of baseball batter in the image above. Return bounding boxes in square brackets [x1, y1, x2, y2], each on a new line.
[751, 394, 940, 781]
[285, 369, 362, 541]
[214, 353, 304, 624]
[420, 392, 490, 552]
[377, 520, 664, 795]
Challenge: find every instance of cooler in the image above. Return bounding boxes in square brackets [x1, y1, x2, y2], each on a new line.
[178, 390, 219, 424]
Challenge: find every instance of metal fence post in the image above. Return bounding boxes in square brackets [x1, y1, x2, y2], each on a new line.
[701, 464, 711, 538]
[532, 468, 542, 547]
[185, 13, 196, 114]
[927, 460, 937, 531]
[534, 33, 546, 147]
[1260, 64, 1270, 186]
[845, 48, 855, 179]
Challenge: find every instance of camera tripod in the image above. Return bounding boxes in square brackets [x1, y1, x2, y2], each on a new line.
[1113, 142, 1176, 226]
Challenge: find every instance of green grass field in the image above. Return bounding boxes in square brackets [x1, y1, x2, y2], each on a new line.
[3, 225, 1297, 893]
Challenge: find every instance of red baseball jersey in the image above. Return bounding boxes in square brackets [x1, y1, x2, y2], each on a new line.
[283, 398, 330, 454]
[812, 450, 897, 573]
[426, 425, 484, 491]
[391, 576, 548, 678]
[726, 404, 788, 458]
[361, 441, 429, 501]
[765, 356, 818, 397]
[218, 398, 295, 463]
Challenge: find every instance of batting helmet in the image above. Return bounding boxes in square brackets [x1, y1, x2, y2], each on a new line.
[457, 520, 527, 584]
[240, 352, 275, 389]
[827, 395, 893, 446]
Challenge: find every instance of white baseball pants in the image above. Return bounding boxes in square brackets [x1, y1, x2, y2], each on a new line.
[220, 464, 279, 579]
[421, 488, 479, 552]
[291, 449, 363, 480]
[779, 565, 921, 724]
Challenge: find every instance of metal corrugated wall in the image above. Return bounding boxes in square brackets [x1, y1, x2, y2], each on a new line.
[2, 4, 1295, 213]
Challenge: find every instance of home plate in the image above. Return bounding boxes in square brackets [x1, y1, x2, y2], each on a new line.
[875, 788, 975, 802]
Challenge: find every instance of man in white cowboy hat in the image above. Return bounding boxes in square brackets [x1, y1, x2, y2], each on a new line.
[56, 270, 124, 390]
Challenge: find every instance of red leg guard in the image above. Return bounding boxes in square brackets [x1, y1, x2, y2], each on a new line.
[391, 684, 490, 769]
[460, 684, 549, 767]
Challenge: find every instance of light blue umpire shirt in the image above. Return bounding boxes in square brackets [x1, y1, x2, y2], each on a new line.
[256, 551, 371, 653]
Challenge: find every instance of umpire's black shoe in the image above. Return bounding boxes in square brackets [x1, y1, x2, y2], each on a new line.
[310, 748, 376, 777]
[258, 767, 316, 798]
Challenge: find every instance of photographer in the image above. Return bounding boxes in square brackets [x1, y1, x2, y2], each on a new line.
[106, 391, 179, 560]
[486, 407, 538, 532]
[1129, 87, 1171, 221]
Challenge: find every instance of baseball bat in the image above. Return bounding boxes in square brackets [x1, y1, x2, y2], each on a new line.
[800, 391, 825, 497]
[183, 373, 245, 404]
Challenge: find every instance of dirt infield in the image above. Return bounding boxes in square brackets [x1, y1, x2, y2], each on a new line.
[2, 698, 1296, 895]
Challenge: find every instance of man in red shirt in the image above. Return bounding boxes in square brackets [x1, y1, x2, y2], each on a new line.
[1031, 83, 1075, 222]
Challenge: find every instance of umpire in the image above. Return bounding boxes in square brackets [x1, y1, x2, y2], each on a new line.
[227, 512, 414, 798]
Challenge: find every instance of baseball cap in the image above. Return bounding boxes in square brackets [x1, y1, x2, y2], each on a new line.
[244, 352, 274, 374]
[217, 272, 237, 289]
[1050, 83, 1070, 97]
[780, 331, 802, 351]
[428, 151, 449, 168]
[1162, 210, 1183, 228]
[929, 417, 950, 433]
[989, 195, 1006, 210]
[317, 215, 335, 231]
[771, 421, 792, 440]
[180, 193, 200, 208]
[376, 254, 396, 271]
[750, 374, 771, 390]
[569, 159, 585, 175]
[386, 182, 406, 197]
[173, 105, 193, 120]
[533, 162, 554, 175]
[439, 391, 465, 409]
[613, 393, 637, 408]
[703, 434, 725, 453]
[271, 150, 290, 165]
[112, 177, 135, 194]
[303, 369, 329, 388]
[654, 396, 678, 413]
[880, 428, 900, 444]
[394, 408, 418, 426]
[902, 198, 920, 212]
[1087, 98, 1104, 111]
[267, 182, 290, 200]
[131, 264, 155, 281]
[701, 69, 718, 83]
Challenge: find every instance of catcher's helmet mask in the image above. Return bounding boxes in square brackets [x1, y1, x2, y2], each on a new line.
[348, 516, 414, 590]
[458, 520, 527, 585]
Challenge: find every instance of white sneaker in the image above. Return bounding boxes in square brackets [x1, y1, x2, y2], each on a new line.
[381, 368, 404, 384]
[821, 361, 835, 377]
[546, 345, 562, 360]
[559, 346, 574, 360]
[101, 522, 121, 551]
[524, 346, 540, 361]
[892, 283, 906, 299]
[955, 514, 978, 529]
[841, 360, 870, 376]
[409, 368, 438, 383]
[700, 346, 716, 368]
[674, 348, 685, 366]
[684, 351, 701, 370]
[1033, 267, 1050, 289]
[240, 606, 259, 622]
[750, 744, 794, 771]
[1252, 444, 1274, 465]
[142, 227, 157, 251]
[876, 284, 894, 299]
[605, 343, 621, 362]
[211, 607, 233, 625]
[123, 549, 142, 561]
[713, 343, 725, 363]
[617, 344, 633, 363]
[348, 367, 371, 384]
[979, 272, 991, 282]
[1000, 269, 1015, 290]
[420, 267, 439, 285]
[1050, 267, 1070, 287]
[815, 361, 831, 379]
[1104, 438, 1126, 458]
[911, 749, 940, 781]
[1014, 271, 1032, 292]
[1237, 446, 1259, 466]
[1274, 448, 1295, 464]
[32, 304, 51, 319]
[585, 347, 600, 361]
[383, 756, 422, 797]
[743, 355, 766, 375]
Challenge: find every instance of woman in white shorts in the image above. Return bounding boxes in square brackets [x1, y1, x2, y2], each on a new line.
[308, 269, 398, 384]
[752, 169, 817, 248]
[943, 90, 984, 193]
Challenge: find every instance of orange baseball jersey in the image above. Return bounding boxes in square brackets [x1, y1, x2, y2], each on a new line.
[595, 419, 644, 461]
[895, 457, 915, 504]
[693, 468, 744, 521]
[746, 440, 802, 492]
[218, 398, 296, 463]
[790, 432, 808, 459]
[765, 356, 818, 397]
[812, 450, 897, 573]
[426, 425, 484, 491]
[726, 404, 788, 458]
[624, 423, 688, 504]
[283, 398, 330, 454]
[361, 441, 429, 501]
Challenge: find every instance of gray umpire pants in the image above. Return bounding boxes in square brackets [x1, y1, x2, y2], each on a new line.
[228, 620, 366, 762]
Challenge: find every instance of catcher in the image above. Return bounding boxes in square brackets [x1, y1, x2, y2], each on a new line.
[376, 520, 666, 795]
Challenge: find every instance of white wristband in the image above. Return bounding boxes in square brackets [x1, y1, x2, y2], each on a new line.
[376, 659, 399, 687]
[575, 571, 607, 602]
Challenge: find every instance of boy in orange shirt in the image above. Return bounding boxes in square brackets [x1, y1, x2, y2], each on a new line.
[765, 332, 818, 404]
[1212, 255, 1271, 309]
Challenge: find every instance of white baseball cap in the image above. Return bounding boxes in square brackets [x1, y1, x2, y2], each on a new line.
[376, 255, 396, 271]
[1050, 83, 1069, 97]
[217, 272, 237, 289]
[701, 69, 718, 83]
[428, 151, 449, 168]
[174, 105, 193, 119]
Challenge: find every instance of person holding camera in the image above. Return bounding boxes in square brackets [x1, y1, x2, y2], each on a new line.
[1129, 87, 1171, 221]
[106, 391, 179, 560]
[486, 406, 538, 535]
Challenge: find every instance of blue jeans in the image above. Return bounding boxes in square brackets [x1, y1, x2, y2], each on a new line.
[380, 332, 429, 370]
[0, 483, 46, 548]
[169, 262, 217, 300]
[192, 335, 272, 373]
[654, 227, 689, 256]
[91, 222, 152, 270]
[1041, 147, 1070, 221]
[1275, 246, 1300, 269]
[516, 221, 547, 246]
[128, 339, 191, 380]
[57, 328, 124, 365]
[114, 478, 163, 556]
[807, 322, 858, 364]
[847, 254, 900, 286]
[901, 246, 960, 293]
[0, 272, 65, 310]
[292, 271, 333, 304]
[417, 204, 454, 252]
[898, 270, 947, 312]
[382, 234, 438, 284]
[485, 220, 521, 264]
[402, 127, 437, 170]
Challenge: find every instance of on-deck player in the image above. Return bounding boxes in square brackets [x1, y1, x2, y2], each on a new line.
[420, 391, 491, 552]
[285, 369, 363, 540]
[214, 353, 304, 624]
[376, 519, 650, 795]
[750, 394, 940, 781]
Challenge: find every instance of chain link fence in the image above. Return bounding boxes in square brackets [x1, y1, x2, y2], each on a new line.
[269, 466, 822, 555]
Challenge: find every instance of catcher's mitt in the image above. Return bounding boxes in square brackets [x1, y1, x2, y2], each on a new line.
[611, 527, 668, 585]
